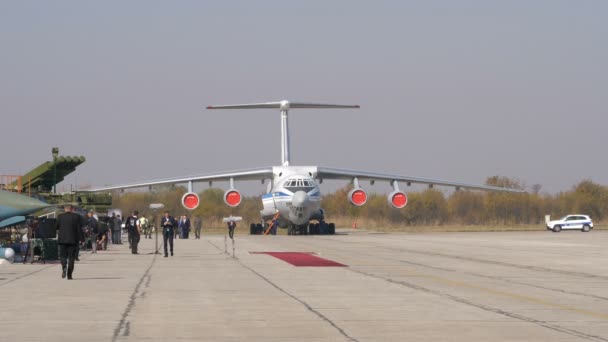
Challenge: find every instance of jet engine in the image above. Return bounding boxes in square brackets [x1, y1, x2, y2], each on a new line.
[348, 188, 368, 206]
[223, 189, 242, 207]
[181, 192, 200, 210]
[388, 191, 408, 209]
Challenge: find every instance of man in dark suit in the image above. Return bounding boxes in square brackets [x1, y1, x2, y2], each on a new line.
[55, 204, 84, 280]
[179, 215, 191, 239]
[161, 211, 176, 257]
[184, 215, 191, 239]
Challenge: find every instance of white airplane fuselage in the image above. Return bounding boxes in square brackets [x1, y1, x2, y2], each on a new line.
[260, 166, 323, 227]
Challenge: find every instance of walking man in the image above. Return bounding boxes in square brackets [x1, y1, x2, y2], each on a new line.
[179, 215, 190, 239]
[125, 211, 140, 254]
[193, 216, 202, 239]
[56, 204, 84, 280]
[161, 211, 176, 257]
[183, 215, 191, 239]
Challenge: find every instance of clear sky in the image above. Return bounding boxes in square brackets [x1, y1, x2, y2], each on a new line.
[1, 1, 606, 194]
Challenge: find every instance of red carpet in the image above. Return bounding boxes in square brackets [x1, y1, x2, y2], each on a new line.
[252, 252, 347, 267]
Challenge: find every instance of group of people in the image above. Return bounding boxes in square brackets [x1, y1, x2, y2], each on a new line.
[56, 205, 235, 279]
[85, 211, 107, 253]
[171, 215, 202, 239]
[158, 212, 205, 256]
[108, 213, 123, 244]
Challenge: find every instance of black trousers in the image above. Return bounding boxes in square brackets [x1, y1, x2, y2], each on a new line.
[59, 243, 77, 276]
[163, 232, 174, 256]
[131, 233, 140, 254]
[128, 230, 133, 247]
[228, 227, 235, 239]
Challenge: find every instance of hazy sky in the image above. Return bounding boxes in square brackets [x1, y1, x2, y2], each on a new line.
[1, 1, 606, 195]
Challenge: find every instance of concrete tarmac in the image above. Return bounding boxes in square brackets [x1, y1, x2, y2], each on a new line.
[1, 230, 607, 341]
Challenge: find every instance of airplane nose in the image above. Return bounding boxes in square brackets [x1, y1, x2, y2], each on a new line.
[291, 191, 309, 207]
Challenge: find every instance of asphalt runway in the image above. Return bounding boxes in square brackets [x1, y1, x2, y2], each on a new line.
[1, 230, 607, 341]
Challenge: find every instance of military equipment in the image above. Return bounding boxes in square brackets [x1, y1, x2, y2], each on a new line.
[0, 190, 52, 227]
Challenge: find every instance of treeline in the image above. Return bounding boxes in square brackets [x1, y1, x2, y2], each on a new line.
[112, 177, 608, 228]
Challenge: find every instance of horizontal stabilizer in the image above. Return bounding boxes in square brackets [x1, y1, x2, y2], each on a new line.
[207, 100, 359, 110]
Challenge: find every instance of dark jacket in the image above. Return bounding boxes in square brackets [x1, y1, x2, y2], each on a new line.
[178, 218, 191, 231]
[161, 216, 176, 236]
[113, 217, 122, 232]
[87, 216, 98, 234]
[56, 212, 85, 245]
[125, 216, 139, 234]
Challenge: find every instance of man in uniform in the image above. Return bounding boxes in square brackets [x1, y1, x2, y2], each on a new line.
[125, 211, 141, 254]
[55, 204, 84, 280]
[139, 216, 150, 239]
[87, 211, 99, 253]
[193, 216, 202, 239]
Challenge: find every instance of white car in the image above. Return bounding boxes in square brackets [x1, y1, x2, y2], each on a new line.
[546, 215, 593, 232]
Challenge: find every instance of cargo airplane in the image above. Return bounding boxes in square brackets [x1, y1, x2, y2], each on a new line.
[84, 100, 523, 234]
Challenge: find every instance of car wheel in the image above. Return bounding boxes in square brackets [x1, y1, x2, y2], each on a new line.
[553, 225, 561, 233]
[582, 225, 591, 232]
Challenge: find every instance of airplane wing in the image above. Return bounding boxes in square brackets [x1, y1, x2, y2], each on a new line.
[316, 166, 525, 193]
[81, 167, 274, 192]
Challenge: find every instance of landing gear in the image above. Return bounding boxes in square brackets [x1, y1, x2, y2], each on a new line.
[287, 225, 308, 235]
[328, 223, 335, 235]
[250, 219, 336, 236]
[249, 223, 264, 235]
[307, 221, 335, 235]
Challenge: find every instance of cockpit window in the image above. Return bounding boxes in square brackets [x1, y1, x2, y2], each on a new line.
[284, 178, 315, 193]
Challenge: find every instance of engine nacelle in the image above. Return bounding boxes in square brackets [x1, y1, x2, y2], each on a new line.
[348, 188, 368, 206]
[388, 190, 408, 209]
[223, 189, 242, 207]
[181, 192, 200, 210]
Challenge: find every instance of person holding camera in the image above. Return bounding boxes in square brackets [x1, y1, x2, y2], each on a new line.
[160, 211, 176, 257]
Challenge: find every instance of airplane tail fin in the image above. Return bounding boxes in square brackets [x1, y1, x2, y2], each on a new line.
[207, 100, 359, 166]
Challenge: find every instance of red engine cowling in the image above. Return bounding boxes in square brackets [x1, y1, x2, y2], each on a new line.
[223, 189, 242, 207]
[387, 191, 408, 209]
[181, 192, 200, 210]
[348, 188, 368, 206]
